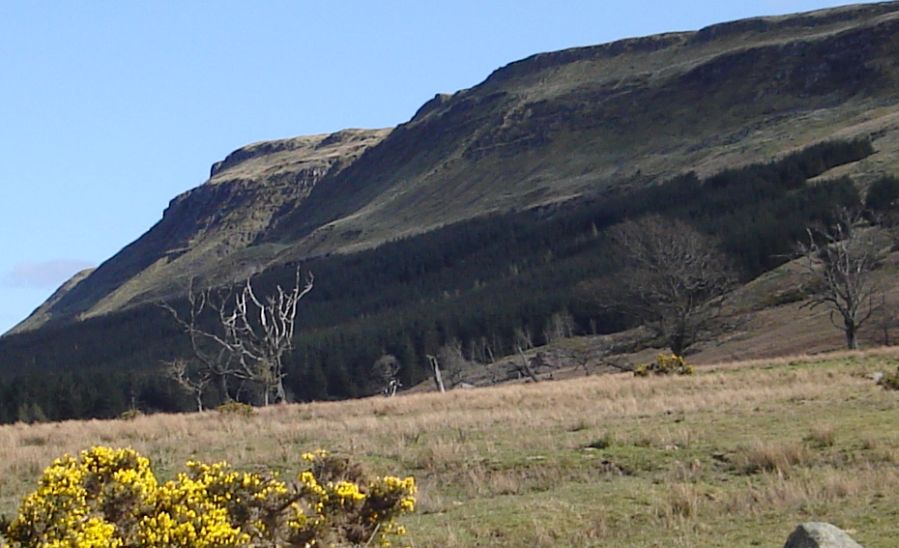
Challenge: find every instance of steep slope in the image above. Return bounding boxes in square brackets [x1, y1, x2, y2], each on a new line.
[11, 129, 389, 333]
[7, 268, 95, 334]
[267, 1, 899, 255]
[12, 1, 899, 336]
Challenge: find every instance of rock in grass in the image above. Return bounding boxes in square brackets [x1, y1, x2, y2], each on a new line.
[784, 522, 862, 548]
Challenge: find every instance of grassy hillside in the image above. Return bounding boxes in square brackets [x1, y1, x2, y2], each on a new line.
[0, 137, 892, 423]
[4, 2, 899, 427]
[1, 350, 897, 546]
[9, 128, 390, 334]
[14, 2, 899, 334]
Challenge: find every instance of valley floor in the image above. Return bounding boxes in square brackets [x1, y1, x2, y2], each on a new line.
[1, 349, 897, 546]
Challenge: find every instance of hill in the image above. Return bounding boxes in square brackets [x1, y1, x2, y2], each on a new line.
[3, 2, 899, 421]
[12, 1, 899, 332]
[1, 350, 896, 546]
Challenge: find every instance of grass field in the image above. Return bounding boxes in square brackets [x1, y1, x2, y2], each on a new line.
[1, 349, 897, 546]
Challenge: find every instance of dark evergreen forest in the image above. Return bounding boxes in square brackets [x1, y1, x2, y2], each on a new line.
[0, 138, 877, 423]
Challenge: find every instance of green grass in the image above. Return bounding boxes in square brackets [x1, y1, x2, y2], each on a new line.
[0, 350, 897, 546]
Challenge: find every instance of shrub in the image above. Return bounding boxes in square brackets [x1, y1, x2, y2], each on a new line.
[865, 176, 899, 211]
[119, 409, 143, 421]
[215, 401, 255, 416]
[760, 287, 808, 308]
[2, 447, 415, 547]
[585, 433, 613, 450]
[733, 441, 809, 475]
[804, 424, 836, 448]
[879, 366, 899, 391]
[634, 354, 695, 377]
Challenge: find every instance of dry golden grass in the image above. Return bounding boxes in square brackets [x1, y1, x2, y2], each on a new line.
[805, 423, 837, 449]
[699, 344, 899, 371]
[733, 441, 811, 475]
[0, 349, 897, 546]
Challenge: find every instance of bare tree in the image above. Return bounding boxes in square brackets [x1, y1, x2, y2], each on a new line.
[165, 358, 211, 412]
[872, 294, 898, 346]
[513, 326, 534, 353]
[371, 354, 401, 397]
[426, 355, 446, 393]
[436, 339, 468, 388]
[514, 346, 541, 383]
[798, 211, 885, 350]
[597, 215, 738, 356]
[222, 269, 314, 405]
[161, 268, 313, 406]
[543, 310, 576, 345]
[160, 279, 241, 402]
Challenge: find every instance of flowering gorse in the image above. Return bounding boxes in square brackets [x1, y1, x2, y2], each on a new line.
[3, 446, 415, 547]
[633, 353, 695, 377]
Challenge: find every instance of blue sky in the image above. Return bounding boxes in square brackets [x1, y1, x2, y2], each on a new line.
[0, 0, 878, 334]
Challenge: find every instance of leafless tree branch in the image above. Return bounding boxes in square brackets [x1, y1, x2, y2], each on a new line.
[160, 267, 313, 406]
[797, 209, 886, 350]
[594, 215, 738, 356]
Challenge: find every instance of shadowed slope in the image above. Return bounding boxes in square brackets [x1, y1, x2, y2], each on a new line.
[11, 2, 899, 336]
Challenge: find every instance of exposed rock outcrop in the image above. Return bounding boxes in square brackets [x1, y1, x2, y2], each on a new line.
[784, 522, 862, 548]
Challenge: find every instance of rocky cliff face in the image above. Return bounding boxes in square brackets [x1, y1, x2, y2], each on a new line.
[12, 1, 899, 333]
[265, 2, 899, 258]
[10, 129, 389, 333]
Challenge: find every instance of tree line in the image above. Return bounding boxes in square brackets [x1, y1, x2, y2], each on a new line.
[0, 138, 882, 422]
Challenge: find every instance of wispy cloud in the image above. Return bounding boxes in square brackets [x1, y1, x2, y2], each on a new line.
[2, 260, 94, 289]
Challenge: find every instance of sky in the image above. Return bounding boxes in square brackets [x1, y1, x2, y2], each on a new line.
[0, 0, 880, 334]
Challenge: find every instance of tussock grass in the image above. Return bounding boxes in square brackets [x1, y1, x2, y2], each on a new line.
[805, 423, 837, 448]
[734, 441, 811, 475]
[0, 349, 897, 545]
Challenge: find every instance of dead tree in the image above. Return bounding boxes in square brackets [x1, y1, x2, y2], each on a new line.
[165, 358, 211, 412]
[160, 280, 241, 402]
[223, 269, 314, 405]
[543, 310, 575, 345]
[426, 354, 446, 393]
[161, 268, 313, 406]
[436, 340, 469, 388]
[597, 215, 737, 356]
[513, 326, 534, 353]
[873, 295, 898, 346]
[514, 346, 541, 383]
[798, 212, 885, 350]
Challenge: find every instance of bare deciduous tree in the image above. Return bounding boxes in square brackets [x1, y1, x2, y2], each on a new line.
[514, 346, 541, 383]
[467, 337, 495, 365]
[436, 339, 468, 388]
[425, 339, 473, 393]
[873, 294, 898, 346]
[161, 279, 240, 402]
[597, 215, 738, 356]
[165, 358, 211, 412]
[161, 268, 313, 406]
[798, 211, 885, 350]
[371, 354, 401, 397]
[223, 270, 313, 405]
[543, 310, 575, 345]
[513, 326, 534, 353]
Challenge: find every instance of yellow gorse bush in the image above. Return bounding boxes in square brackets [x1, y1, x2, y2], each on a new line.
[3, 446, 415, 547]
[633, 353, 695, 377]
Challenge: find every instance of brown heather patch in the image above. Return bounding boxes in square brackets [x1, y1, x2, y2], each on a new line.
[0, 348, 897, 545]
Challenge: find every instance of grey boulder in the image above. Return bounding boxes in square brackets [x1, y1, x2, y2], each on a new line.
[784, 522, 862, 548]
